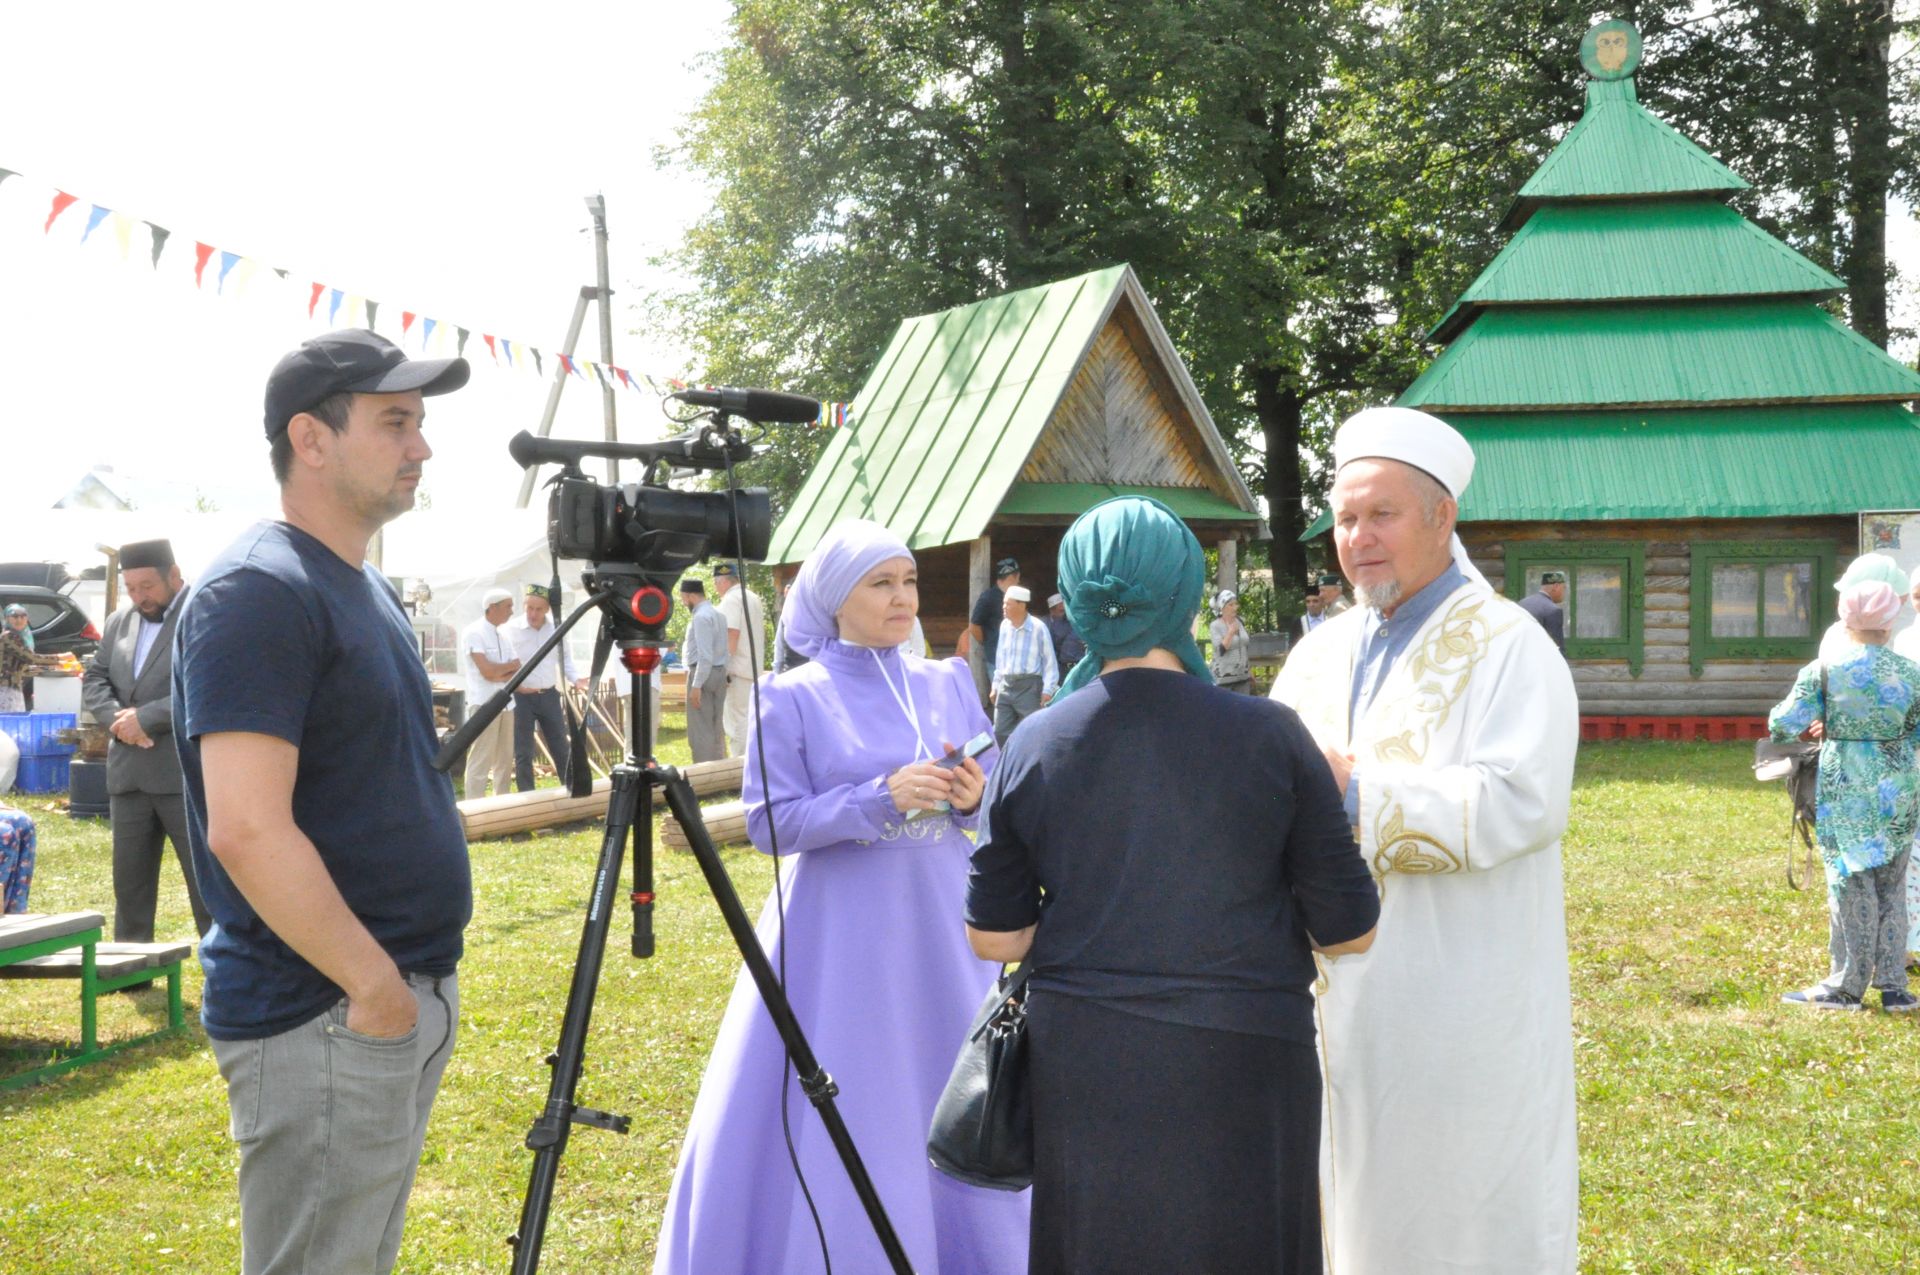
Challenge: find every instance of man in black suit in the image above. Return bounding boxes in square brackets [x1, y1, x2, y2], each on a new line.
[81, 538, 211, 940]
[1519, 570, 1568, 654]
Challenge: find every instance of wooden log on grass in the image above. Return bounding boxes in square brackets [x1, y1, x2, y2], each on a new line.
[660, 799, 749, 851]
[458, 756, 748, 840]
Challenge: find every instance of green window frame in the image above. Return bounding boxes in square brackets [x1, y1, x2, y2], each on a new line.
[1503, 542, 1646, 673]
[1688, 540, 1836, 675]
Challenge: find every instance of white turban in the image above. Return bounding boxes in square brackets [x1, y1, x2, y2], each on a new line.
[1332, 406, 1489, 590]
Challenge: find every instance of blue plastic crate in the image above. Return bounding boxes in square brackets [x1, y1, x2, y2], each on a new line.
[13, 753, 71, 794]
[0, 712, 77, 757]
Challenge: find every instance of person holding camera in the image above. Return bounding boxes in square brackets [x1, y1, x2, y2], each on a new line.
[173, 329, 471, 1274]
[654, 519, 1027, 1275]
[966, 497, 1378, 1274]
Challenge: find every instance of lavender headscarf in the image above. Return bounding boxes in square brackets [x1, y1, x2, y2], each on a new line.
[782, 519, 917, 657]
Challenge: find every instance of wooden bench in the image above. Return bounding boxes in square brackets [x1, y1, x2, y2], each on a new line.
[0, 911, 193, 1090]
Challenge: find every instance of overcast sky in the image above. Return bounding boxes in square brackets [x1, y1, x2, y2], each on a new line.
[3, 4, 1914, 528]
[2, 0, 732, 519]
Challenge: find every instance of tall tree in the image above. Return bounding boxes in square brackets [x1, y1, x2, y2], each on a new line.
[662, 1, 1417, 588]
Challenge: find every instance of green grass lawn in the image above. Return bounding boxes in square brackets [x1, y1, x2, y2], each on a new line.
[2, 740, 1917, 1272]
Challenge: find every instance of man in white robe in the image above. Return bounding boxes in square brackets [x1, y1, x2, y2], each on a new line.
[1272, 406, 1580, 1274]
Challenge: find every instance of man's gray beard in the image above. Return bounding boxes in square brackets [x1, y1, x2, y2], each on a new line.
[1354, 578, 1403, 612]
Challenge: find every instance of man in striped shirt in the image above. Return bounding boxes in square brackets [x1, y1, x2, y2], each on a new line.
[991, 585, 1058, 744]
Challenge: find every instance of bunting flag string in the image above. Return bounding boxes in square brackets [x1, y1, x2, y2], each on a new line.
[0, 160, 862, 426]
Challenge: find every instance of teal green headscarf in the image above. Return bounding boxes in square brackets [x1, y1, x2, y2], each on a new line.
[1052, 496, 1212, 700]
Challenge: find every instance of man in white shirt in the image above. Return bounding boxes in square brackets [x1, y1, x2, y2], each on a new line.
[990, 585, 1058, 744]
[711, 564, 767, 758]
[1298, 589, 1328, 637]
[505, 583, 583, 791]
[460, 588, 520, 798]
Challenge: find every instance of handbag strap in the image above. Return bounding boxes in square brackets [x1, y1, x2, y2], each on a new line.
[970, 959, 1037, 1042]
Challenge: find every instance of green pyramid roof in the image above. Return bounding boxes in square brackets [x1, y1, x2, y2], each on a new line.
[1432, 202, 1842, 341]
[765, 265, 1258, 563]
[1403, 301, 1920, 411]
[1503, 79, 1746, 230]
[1303, 404, 1920, 534]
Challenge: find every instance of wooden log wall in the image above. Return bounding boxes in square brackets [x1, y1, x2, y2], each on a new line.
[918, 531, 1069, 661]
[1461, 517, 1854, 717]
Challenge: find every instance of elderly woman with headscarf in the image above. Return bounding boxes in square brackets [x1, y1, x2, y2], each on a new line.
[964, 497, 1380, 1274]
[654, 520, 1028, 1275]
[1771, 579, 1920, 1012]
[0, 605, 59, 713]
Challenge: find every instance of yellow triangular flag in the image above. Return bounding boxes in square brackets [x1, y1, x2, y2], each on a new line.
[347, 295, 364, 327]
[111, 212, 134, 259]
[235, 258, 260, 294]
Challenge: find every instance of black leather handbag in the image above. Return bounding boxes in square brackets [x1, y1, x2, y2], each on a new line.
[926, 961, 1035, 1191]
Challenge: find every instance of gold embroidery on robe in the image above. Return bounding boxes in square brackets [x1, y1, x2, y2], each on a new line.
[1366, 593, 1522, 768]
[1372, 800, 1464, 877]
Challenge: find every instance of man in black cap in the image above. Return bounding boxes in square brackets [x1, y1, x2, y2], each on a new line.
[1316, 571, 1352, 617]
[172, 329, 472, 1273]
[679, 577, 731, 762]
[1520, 571, 1569, 653]
[82, 538, 210, 943]
[962, 557, 1021, 686]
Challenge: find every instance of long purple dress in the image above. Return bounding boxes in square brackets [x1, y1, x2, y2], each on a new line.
[653, 641, 1029, 1274]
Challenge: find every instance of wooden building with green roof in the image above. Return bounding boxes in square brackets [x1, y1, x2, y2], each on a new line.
[767, 264, 1265, 685]
[1327, 19, 1920, 723]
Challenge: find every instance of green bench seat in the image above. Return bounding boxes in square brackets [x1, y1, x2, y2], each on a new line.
[0, 911, 193, 1089]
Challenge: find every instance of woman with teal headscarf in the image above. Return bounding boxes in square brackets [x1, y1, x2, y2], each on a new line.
[961, 498, 1379, 1274]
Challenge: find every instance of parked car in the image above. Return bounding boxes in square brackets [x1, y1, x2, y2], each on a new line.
[0, 562, 101, 660]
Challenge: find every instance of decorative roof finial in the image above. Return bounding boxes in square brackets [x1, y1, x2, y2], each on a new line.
[1580, 18, 1641, 81]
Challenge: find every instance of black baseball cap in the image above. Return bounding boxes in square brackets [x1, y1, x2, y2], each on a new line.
[993, 557, 1020, 578]
[264, 328, 470, 439]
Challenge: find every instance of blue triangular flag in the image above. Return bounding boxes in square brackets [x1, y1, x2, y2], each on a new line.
[80, 204, 111, 244]
[422, 317, 438, 348]
[217, 251, 241, 294]
[501, 338, 515, 367]
[328, 288, 344, 326]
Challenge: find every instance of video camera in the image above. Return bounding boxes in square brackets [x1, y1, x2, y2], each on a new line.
[506, 385, 814, 630]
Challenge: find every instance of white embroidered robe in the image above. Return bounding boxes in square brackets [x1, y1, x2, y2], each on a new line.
[1271, 579, 1580, 1274]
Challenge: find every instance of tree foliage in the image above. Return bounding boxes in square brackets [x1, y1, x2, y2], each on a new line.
[660, 0, 1918, 591]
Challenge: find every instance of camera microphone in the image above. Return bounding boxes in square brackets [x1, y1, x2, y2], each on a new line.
[669, 385, 822, 424]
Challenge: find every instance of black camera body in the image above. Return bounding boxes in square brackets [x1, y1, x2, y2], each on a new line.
[548, 473, 771, 578]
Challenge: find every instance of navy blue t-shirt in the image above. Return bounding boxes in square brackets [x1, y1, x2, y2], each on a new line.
[173, 521, 472, 1041]
[966, 668, 1379, 1042]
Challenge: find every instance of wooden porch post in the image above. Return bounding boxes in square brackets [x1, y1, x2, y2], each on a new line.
[1216, 537, 1238, 601]
[968, 534, 992, 703]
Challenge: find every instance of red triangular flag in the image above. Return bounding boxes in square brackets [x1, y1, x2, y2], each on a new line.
[44, 191, 78, 233]
[482, 334, 498, 363]
[193, 243, 216, 289]
[308, 282, 325, 318]
[401, 311, 417, 338]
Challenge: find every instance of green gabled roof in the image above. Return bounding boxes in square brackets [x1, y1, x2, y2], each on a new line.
[766, 265, 1258, 563]
[1431, 202, 1843, 341]
[1401, 301, 1920, 411]
[1502, 79, 1746, 230]
[997, 482, 1261, 522]
[1301, 403, 1920, 536]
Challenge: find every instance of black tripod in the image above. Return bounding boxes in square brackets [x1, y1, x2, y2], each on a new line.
[436, 592, 914, 1274]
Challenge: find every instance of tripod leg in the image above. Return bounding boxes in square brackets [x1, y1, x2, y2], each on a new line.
[653, 769, 917, 1275]
[509, 765, 646, 1275]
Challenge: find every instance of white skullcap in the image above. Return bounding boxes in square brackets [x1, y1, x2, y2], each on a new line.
[1047, 593, 1065, 608]
[1333, 406, 1476, 498]
[1332, 406, 1489, 592]
[1005, 585, 1031, 603]
[481, 587, 514, 607]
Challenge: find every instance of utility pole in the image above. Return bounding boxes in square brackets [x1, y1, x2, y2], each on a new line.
[588, 193, 618, 486]
[514, 195, 621, 508]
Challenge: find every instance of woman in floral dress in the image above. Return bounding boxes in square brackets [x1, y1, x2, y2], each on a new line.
[1770, 580, 1920, 1012]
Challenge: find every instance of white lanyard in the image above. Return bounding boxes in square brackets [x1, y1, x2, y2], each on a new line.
[870, 648, 935, 761]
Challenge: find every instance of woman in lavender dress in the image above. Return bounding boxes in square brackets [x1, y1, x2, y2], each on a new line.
[654, 520, 1028, 1274]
